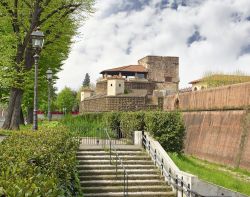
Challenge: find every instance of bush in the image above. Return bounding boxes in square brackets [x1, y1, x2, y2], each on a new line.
[0, 128, 81, 196]
[103, 112, 121, 133]
[120, 111, 145, 138]
[144, 111, 185, 153]
[61, 111, 185, 153]
[61, 113, 104, 136]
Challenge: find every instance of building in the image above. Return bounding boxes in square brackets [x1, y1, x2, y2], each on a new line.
[189, 74, 250, 91]
[80, 55, 179, 112]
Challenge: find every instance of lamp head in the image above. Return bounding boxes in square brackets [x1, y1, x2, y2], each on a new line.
[31, 27, 44, 50]
[46, 68, 53, 80]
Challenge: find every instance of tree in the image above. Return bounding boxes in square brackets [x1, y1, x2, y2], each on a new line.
[0, 0, 94, 130]
[83, 73, 90, 87]
[56, 87, 76, 113]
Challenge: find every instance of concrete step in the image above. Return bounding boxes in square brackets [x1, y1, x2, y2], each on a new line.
[82, 185, 172, 193]
[83, 191, 175, 197]
[79, 174, 162, 181]
[77, 151, 144, 156]
[76, 155, 150, 160]
[79, 169, 160, 175]
[80, 179, 167, 187]
[77, 164, 156, 170]
[78, 160, 154, 165]
[78, 147, 142, 152]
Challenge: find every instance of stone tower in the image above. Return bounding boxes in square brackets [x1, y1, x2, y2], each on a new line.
[138, 55, 179, 94]
[107, 77, 125, 96]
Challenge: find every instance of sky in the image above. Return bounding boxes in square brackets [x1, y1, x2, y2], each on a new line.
[56, 0, 250, 91]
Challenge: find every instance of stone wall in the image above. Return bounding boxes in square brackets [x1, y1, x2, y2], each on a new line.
[96, 80, 156, 95]
[96, 81, 107, 95]
[80, 96, 160, 112]
[183, 110, 250, 170]
[164, 82, 250, 111]
[125, 81, 156, 95]
[138, 56, 179, 84]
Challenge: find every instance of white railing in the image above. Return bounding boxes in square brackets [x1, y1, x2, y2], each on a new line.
[141, 132, 248, 197]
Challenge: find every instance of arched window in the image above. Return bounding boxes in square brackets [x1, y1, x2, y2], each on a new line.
[194, 87, 197, 91]
[174, 98, 180, 109]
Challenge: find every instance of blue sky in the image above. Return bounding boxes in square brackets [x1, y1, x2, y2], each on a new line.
[56, 0, 250, 91]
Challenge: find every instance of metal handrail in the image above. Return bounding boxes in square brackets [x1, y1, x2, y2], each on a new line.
[142, 134, 206, 197]
[104, 129, 128, 197]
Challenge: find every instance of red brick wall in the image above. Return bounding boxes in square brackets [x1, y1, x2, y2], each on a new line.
[164, 82, 250, 111]
[183, 110, 250, 170]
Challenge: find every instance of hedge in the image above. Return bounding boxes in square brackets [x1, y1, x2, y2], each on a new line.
[71, 111, 185, 153]
[144, 111, 185, 153]
[0, 128, 82, 196]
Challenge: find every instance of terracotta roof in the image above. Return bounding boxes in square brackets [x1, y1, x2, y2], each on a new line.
[100, 65, 147, 74]
[189, 74, 250, 84]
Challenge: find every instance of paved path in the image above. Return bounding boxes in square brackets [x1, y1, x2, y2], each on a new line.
[0, 120, 4, 128]
[0, 136, 6, 143]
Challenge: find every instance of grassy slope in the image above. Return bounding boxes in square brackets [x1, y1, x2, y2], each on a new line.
[169, 153, 250, 196]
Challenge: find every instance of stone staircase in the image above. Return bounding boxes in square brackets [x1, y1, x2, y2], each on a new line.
[77, 145, 175, 197]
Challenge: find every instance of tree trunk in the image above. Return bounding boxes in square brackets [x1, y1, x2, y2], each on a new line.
[2, 88, 23, 130]
[20, 107, 25, 125]
[27, 107, 33, 124]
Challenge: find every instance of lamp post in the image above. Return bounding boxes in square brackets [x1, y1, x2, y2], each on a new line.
[31, 27, 44, 130]
[46, 68, 53, 121]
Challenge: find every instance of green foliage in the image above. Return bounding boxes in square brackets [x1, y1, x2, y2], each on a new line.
[82, 73, 91, 87]
[56, 87, 77, 112]
[144, 111, 185, 153]
[120, 111, 145, 138]
[103, 112, 121, 133]
[0, 127, 82, 196]
[61, 111, 185, 153]
[61, 114, 104, 137]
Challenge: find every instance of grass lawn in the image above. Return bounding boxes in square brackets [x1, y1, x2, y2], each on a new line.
[169, 153, 250, 196]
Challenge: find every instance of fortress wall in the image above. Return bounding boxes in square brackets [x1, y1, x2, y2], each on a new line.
[80, 96, 159, 112]
[183, 110, 250, 170]
[164, 82, 250, 111]
[164, 82, 250, 170]
[96, 81, 156, 95]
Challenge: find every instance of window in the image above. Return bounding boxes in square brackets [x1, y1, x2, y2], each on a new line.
[119, 84, 121, 87]
[165, 76, 172, 82]
[194, 87, 197, 91]
[110, 84, 113, 87]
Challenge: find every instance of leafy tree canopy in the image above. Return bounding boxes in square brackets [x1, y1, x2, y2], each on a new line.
[56, 87, 76, 113]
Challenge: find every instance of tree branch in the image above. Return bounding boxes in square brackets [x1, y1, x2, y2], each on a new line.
[39, 3, 81, 25]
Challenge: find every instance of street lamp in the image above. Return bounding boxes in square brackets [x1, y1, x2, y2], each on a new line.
[31, 27, 44, 130]
[46, 68, 53, 121]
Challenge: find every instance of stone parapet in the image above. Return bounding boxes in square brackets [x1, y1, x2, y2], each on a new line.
[164, 82, 250, 111]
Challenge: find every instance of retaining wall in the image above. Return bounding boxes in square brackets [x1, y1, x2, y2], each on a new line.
[183, 110, 250, 170]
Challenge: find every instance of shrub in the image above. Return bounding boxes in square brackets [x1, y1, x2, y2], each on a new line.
[120, 111, 145, 138]
[61, 113, 104, 136]
[103, 112, 121, 133]
[145, 111, 185, 153]
[0, 128, 81, 196]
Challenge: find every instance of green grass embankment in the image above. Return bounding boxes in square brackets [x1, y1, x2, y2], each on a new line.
[169, 153, 250, 196]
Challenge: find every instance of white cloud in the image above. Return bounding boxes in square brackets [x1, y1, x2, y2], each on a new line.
[56, 0, 250, 91]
